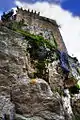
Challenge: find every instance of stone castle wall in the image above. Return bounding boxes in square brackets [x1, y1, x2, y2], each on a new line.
[15, 7, 67, 52]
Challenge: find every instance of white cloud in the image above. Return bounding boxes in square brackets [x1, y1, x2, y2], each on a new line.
[15, 0, 80, 61]
[51, 0, 68, 4]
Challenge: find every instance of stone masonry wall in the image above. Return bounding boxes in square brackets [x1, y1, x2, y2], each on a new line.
[15, 8, 67, 52]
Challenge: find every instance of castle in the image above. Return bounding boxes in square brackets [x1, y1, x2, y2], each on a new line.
[14, 7, 67, 52]
[1, 7, 67, 52]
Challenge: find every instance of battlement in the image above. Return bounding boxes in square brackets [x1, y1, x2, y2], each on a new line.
[16, 6, 40, 16]
[16, 6, 58, 27]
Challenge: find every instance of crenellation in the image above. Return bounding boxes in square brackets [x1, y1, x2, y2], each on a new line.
[16, 7, 40, 18]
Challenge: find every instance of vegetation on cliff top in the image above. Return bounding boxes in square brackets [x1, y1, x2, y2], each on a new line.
[6, 20, 58, 81]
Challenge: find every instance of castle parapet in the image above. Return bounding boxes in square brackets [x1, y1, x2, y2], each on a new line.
[16, 6, 40, 17]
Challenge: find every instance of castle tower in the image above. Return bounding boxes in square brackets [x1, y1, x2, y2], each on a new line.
[15, 7, 67, 52]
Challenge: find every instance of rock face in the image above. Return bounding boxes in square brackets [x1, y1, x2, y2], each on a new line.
[0, 95, 15, 119]
[0, 26, 65, 120]
[0, 26, 27, 93]
[48, 60, 64, 92]
[0, 26, 28, 119]
[12, 78, 65, 120]
[0, 9, 80, 120]
[71, 93, 80, 120]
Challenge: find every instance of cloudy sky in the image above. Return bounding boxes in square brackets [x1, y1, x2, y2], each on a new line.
[0, 0, 80, 61]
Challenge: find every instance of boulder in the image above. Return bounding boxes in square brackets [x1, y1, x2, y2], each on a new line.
[12, 78, 65, 120]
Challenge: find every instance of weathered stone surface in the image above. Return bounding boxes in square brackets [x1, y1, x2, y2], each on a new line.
[0, 26, 29, 119]
[12, 78, 65, 120]
[0, 24, 80, 120]
[15, 114, 44, 120]
[48, 60, 64, 92]
[0, 26, 28, 94]
[72, 93, 80, 120]
[0, 26, 65, 120]
[62, 89, 74, 120]
[0, 95, 15, 120]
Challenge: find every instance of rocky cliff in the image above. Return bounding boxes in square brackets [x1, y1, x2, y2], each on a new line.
[0, 9, 80, 120]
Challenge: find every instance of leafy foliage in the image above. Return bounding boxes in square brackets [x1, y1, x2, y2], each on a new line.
[17, 29, 57, 49]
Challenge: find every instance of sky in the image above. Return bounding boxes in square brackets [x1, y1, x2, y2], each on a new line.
[0, 0, 80, 61]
